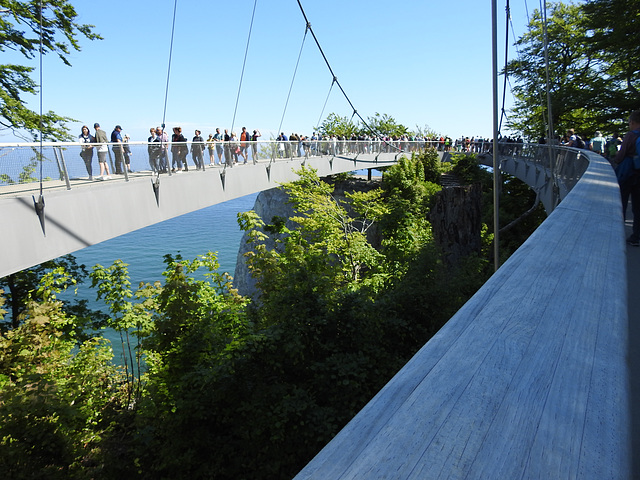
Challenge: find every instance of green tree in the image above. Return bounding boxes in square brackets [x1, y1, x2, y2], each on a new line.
[0, 254, 108, 335]
[379, 151, 442, 274]
[0, 270, 125, 479]
[133, 253, 252, 478]
[505, 2, 609, 138]
[0, 0, 101, 140]
[90, 259, 157, 405]
[365, 112, 408, 138]
[412, 123, 439, 139]
[238, 166, 389, 318]
[581, 0, 640, 124]
[316, 112, 359, 137]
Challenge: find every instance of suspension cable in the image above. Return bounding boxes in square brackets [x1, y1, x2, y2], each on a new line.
[502, 0, 550, 139]
[498, 0, 510, 133]
[157, 0, 179, 177]
[277, 23, 309, 136]
[315, 77, 336, 131]
[230, 0, 258, 135]
[38, 0, 43, 196]
[161, 0, 178, 133]
[294, 0, 391, 145]
[541, 0, 554, 143]
[32, 0, 46, 234]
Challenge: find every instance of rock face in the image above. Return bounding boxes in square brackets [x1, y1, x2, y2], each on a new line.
[233, 177, 382, 299]
[233, 187, 296, 299]
[430, 184, 482, 266]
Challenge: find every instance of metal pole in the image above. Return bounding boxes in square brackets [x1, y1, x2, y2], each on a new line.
[492, 0, 500, 271]
[57, 147, 71, 190]
[541, 1, 556, 205]
[542, 0, 554, 146]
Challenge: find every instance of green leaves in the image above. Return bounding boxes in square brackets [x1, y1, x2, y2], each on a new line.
[244, 166, 389, 299]
[506, 0, 639, 137]
[0, 0, 100, 140]
[316, 111, 409, 138]
[0, 289, 123, 479]
[316, 112, 359, 137]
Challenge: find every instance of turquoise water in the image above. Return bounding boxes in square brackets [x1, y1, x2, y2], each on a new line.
[67, 193, 257, 309]
[59, 193, 258, 360]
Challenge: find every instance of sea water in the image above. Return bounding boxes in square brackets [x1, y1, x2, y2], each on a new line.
[66, 193, 258, 308]
[58, 193, 257, 361]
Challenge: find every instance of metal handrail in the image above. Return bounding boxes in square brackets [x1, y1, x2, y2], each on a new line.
[0, 140, 447, 190]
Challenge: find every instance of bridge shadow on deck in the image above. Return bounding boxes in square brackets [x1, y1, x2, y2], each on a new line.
[626, 213, 640, 479]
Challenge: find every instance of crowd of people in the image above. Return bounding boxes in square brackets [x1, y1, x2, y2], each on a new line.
[76, 124, 468, 180]
[75, 121, 635, 195]
[559, 128, 622, 161]
[527, 121, 640, 247]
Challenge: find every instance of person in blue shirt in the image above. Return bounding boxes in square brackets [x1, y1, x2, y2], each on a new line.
[213, 128, 224, 165]
[590, 131, 606, 155]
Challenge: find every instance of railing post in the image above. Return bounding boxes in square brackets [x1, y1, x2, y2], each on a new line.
[107, 148, 116, 175]
[52, 146, 63, 181]
[55, 147, 72, 190]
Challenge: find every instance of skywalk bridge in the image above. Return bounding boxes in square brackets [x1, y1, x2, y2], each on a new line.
[1, 140, 631, 477]
[0, 139, 415, 279]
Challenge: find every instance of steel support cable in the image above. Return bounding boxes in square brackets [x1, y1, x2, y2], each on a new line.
[518, 0, 550, 134]
[293, 0, 394, 149]
[162, 0, 178, 130]
[158, 0, 179, 178]
[498, 0, 511, 133]
[33, 0, 46, 234]
[230, 0, 258, 136]
[541, 0, 554, 143]
[507, 15, 523, 108]
[38, 0, 43, 196]
[276, 24, 309, 137]
[315, 77, 336, 131]
[502, 0, 549, 138]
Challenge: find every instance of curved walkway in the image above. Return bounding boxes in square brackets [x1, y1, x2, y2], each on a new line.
[295, 149, 630, 479]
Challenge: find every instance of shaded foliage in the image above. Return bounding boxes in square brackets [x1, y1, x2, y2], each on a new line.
[0, 272, 125, 479]
[0, 254, 108, 336]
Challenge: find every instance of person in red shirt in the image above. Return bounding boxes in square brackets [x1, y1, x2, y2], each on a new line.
[239, 127, 250, 164]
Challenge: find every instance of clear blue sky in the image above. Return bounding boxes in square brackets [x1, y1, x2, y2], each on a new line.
[4, 0, 536, 143]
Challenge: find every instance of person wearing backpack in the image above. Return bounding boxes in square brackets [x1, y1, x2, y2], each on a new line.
[613, 110, 640, 246]
[590, 131, 606, 155]
[565, 128, 586, 149]
[607, 135, 622, 161]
